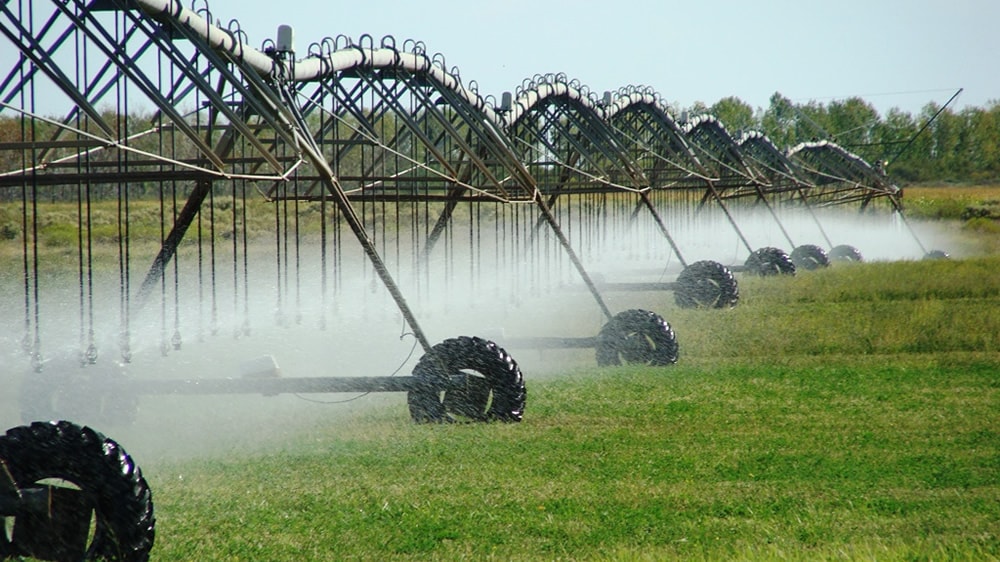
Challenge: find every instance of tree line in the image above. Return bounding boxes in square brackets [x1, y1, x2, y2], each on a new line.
[704, 92, 1000, 184]
[1, 93, 998, 202]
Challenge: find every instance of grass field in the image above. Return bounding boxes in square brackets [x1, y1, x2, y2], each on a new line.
[3, 185, 1000, 560]
[135, 356, 999, 561]
[122, 259, 999, 561]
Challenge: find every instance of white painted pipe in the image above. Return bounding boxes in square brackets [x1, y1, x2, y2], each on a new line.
[130, 0, 500, 125]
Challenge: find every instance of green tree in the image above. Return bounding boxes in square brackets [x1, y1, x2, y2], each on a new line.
[709, 96, 756, 135]
[875, 108, 920, 181]
[957, 103, 1000, 181]
[760, 92, 796, 148]
[826, 97, 880, 161]
[925, 104, 962, 180]
[686, 100, 710, 119]
[786, 100, 833, 146]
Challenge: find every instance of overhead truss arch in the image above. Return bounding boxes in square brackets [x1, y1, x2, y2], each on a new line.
[0, 0, 922, 373]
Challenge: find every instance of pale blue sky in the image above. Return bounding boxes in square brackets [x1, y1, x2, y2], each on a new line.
[203, 0, 997, 117]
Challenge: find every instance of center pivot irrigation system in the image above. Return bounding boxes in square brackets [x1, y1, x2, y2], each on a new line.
[0, 0, 948, 558]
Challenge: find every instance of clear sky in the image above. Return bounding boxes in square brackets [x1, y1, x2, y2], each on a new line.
[198, 0, 995, 117]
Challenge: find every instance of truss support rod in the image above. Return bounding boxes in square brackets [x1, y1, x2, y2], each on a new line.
[792, 187, 834, 248]
[303, 144, 434, 353]
[532, 192, 614, 322]
[421, 186, 464, 262]
[751, 184, 796, 248]
[284, 93, 435, 354]
[133, 178, 214, 312]
[886, 88, 963, 168]
[887, 193, 929, 255]
[637, 191, 688, 269]
[699, 182, 755, 255]
[133, 107, 239, 313]
[421, 149, 476, 262]
[527, 151, 581, 240]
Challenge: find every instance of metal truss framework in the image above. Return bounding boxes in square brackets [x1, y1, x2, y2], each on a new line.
[0, 0, 909, 366]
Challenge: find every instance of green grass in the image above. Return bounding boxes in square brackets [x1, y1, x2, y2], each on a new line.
[139, 355, 999, 561]
[107, 256, 1000, 562]
[3, 190, 1000, 560]
[903, 184, 1000, 221]
[666, 257, 1000, 357]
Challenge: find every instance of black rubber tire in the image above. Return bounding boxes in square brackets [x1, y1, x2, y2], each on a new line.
[743, 247, 796, 276]
[596, 309, 679, 367]
[924, 249, 950, 260]
[19, 360, 138, 427]
[828, 244, 864, 262]
[674, 260, 739, 309]
[790, 244, 830, 271]
[0, 420, 155, 561]
[407, 336, 526, 423]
